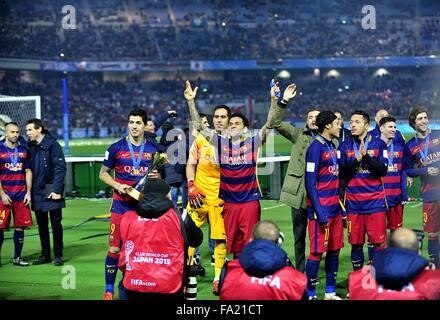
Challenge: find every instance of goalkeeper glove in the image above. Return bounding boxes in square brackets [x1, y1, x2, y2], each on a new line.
[188, 180, 206, 209]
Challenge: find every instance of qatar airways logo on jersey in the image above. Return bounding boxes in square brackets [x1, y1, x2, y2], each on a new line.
[328, 165, 339, 175]
[222, 155, 248, 165]
[4, 162, 23, 170]
[356, 168, 371, 174]
[123, 166, 148, 175]
[425, 151, 440, 164]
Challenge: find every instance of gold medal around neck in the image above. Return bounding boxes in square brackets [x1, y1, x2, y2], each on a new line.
[132, 168, 139, 175]
[422, 160, 428, 167]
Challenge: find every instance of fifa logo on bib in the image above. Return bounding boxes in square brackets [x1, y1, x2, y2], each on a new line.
[125, 240, 135, 271]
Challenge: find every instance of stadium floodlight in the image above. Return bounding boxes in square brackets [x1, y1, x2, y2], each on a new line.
[326, 69, 341, 78]
[373, 68, 389, 77]
[277, 70, 291, 79]
[314, 68, 320, 77]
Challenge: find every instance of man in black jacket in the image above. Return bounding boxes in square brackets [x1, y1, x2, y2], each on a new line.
[26, 118, 66, 266]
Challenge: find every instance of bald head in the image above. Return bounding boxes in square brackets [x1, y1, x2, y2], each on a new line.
[375, 109, 389, 125]
[252, 220, 281, 244]
[390, 228, 419, 252]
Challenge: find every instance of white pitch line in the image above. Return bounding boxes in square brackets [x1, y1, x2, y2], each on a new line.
[262, 203, 287, 211]
[410, 203, 422, 208]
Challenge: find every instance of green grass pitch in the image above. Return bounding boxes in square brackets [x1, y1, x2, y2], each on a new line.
[0, 198, 428, 300]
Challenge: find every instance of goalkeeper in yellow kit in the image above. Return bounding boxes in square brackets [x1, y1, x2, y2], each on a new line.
[186, 101, 231, 295]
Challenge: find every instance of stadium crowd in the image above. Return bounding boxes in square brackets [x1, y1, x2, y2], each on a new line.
[0, 0, 440, 60]
[1, 69, 439, 136]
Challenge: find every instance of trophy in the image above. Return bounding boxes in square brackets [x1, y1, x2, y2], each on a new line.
[126, 153, 168, 200]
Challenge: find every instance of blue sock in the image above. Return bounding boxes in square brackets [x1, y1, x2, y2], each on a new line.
[428, 238, 440, 269]
[306, 256, 321, 297]
[351, 246, 364, 271]
[325, 252, 339, 294]
[105, 254, 119, 293]
[13, 230, 24, 259]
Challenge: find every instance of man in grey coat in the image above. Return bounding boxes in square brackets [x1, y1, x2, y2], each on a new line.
[267, 81, 338, 272]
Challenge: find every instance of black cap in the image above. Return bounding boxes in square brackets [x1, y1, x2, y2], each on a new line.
[316, 111, 337, 133]
[142, 178, 171, 196]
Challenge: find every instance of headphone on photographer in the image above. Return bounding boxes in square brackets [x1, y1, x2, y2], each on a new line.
[277, 231, 285, 247]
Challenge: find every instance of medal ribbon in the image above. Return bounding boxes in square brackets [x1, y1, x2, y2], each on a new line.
[4, 143, 18, 169]
[415, 133, 430, 162]
[317, 135, 337, 173]
[387, 143, 394, 168]
[353, 136, 370, 160]
[127, 137, 145, 173]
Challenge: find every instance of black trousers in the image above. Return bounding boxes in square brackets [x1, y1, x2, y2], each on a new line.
[291, 207, 308, 273]
[35, 209, 63, 258]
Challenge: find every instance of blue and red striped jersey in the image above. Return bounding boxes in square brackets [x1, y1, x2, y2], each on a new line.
[305, 136, 342, 223]
[0, 144, 30, 201]
[217, 134, 261, 203]
[103, 136, 157, 214]
[382, 141, 412, 207]
[406, 130, 440, 202]
[338, 136, 388, 214]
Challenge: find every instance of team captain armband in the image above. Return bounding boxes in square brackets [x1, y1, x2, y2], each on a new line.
[306, 162, 316, 173]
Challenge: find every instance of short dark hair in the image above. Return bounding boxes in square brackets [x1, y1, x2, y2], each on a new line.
[379, 116, 396, 127]
[316, 111, 337, 133]
[214, 105, 231, 118]
[128, 109, 148, 124]
[306, 107, 320, 117]
[26, 118, 45, 130]
[334, 110, 344, 117]
[5, 121, 19, 129]
[408, 106, 429, 130]
[199, 113, 208, 119]
[229, 112, 249, 128]
[351, 110, 370, 124]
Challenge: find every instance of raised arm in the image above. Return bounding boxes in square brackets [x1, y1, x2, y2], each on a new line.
[184, 80, 215, 141]
[266, 80, 302, 142]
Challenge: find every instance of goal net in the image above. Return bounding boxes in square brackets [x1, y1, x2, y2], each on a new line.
[0, 95, 40, 138]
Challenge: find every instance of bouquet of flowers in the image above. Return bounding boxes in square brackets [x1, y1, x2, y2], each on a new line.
[126, 152, 168, 200]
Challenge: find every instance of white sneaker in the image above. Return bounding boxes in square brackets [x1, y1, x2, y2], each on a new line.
[12, 257, 29, 266]
[324, 293, 343, 300]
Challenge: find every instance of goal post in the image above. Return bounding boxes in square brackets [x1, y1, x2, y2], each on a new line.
[0, 95, 41, 137]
